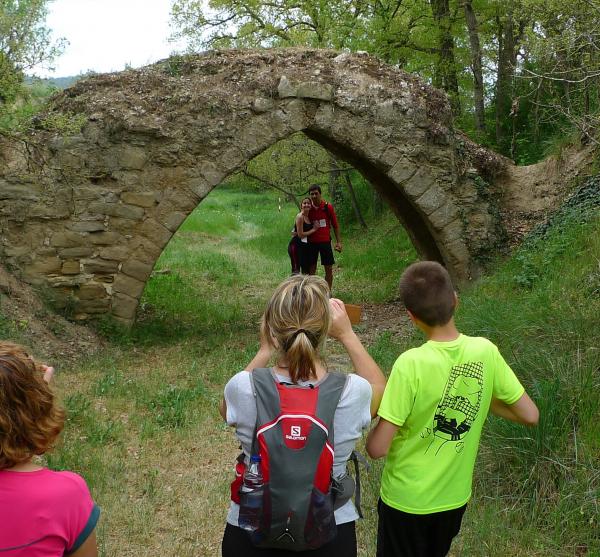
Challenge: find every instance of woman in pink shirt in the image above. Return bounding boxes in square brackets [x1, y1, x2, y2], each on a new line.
[0, 342, 99, 557]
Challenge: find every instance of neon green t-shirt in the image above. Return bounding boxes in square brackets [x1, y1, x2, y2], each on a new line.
[378, 334, 524, 514]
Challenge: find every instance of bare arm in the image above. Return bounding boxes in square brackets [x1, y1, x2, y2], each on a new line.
[366, 417, 399, 459]
[296, 214, 315, 239]
[68, 531, 98, 557]
[489, 392, 539, 426]
[328, 298, 386, 417]
[220, 317, 274, 421]
[332, 225, 342, 252]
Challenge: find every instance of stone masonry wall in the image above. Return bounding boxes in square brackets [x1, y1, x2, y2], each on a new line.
[0, 49, 503, 325]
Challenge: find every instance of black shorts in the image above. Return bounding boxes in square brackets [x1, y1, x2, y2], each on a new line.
[376, 499, 466, 557]
[308, 242, 335, 267]
[222, 521, 356, 557]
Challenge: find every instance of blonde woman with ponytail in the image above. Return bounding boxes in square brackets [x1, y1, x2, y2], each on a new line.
[220, 275, 386, 557]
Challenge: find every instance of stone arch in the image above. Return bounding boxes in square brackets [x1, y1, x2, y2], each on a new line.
[0, 49, 502, 325]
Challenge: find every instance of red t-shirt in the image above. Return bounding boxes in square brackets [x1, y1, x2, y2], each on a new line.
[0, 468, 99, 556]
[308, 201, 338, 243]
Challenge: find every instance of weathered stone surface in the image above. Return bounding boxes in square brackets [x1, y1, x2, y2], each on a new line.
[388, 160, 418, 185]
[82, 258, 119, 274]
[429, 201, 460, 231]
[403, 168, 437, 200]
[61, 260, 81, 274]
[121, 260, 153, 282]
[296, 82, 333, 101]
[415, 184, 446, 216]
[251, 98, 274, 113]
[69, 221, 106, 233]
[88, 201, 145, 220]
[24, 257, 62, 275]
[162, 212, 187, 232]
[88, 231, 125, 245]
[98, 246, 129, 260]
[120, 192, 158, 207]
[111, 292, 138, 319]
[4, 246, 30, 257]
[59, 247, 94, 258]
[113, 273, 145, 299]
[139, 218, 172, 248]
[117, 145, 147, 170]
[78, 283, 107, 300]
[278, 76, 296, 98]
[51, 232, 85, 248]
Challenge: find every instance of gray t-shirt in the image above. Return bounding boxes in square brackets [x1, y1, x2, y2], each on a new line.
[224, 370, 372, 525]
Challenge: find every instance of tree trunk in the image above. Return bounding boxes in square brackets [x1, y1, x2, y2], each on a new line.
[462, 0, 485, 132]
[430, 0, 461, 115]
[328, 153, 342, 206]
[342, 171, 368, 229]
[494, 6, 524, 152]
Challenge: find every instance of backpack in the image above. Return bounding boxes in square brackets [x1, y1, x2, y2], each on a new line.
[230, 368, 348, 551]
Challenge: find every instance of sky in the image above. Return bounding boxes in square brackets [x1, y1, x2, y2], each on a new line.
[34, 0, 186, 78]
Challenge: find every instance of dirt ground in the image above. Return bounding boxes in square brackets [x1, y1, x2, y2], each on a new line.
[0, 265, 103, 364]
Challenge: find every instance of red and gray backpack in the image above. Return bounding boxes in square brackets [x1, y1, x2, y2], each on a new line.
[230, 368, 350, 551]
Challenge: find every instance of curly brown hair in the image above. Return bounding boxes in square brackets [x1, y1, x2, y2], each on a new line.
[0, 342, 65, 469]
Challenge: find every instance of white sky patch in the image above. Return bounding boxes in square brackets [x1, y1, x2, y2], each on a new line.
[34, 0, 186, 78]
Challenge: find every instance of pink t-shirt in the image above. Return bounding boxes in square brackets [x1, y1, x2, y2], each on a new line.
[0, 468, 99, 556]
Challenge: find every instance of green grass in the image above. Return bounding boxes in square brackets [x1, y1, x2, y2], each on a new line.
[36, 181, 600, 556]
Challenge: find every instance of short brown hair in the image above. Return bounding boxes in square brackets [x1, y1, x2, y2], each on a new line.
[0, 342, 65, 469]
[263, 275, 330, 383]
[399, 261, 456, 326]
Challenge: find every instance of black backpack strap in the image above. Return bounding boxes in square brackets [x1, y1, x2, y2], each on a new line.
[349, 450, 369, 518]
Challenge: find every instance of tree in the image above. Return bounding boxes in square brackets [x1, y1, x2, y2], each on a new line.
[0, 0, 65, 105]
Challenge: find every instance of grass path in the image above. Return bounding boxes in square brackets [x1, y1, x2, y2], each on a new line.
[46, 185, 599, 556]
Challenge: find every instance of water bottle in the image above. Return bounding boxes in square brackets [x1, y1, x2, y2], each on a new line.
[238, 455, 263, 532]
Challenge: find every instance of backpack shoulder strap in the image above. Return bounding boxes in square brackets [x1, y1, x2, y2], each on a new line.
[315, 372, 348, 445]
[249, 368, 280, 455]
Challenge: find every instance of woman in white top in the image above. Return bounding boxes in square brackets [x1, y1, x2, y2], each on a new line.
[220, 275, 386, 557]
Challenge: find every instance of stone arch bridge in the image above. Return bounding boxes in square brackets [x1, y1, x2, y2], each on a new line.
[0, 49, 508, 326]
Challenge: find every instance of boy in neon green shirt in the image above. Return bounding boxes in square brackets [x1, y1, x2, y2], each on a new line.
[367, 261, 539, 557]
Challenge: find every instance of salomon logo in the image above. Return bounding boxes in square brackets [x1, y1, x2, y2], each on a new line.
[286, 425, 307, 441]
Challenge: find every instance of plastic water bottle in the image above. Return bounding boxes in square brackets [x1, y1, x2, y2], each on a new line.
[238, 455, 263, 532]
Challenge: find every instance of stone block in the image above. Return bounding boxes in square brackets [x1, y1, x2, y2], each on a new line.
[388, 159, 418, 185]
[113, 273, 145, 299]
[429, 201, 460, 231]
[162, 212, 187, 232]
[403, 168, 436, 200]
[117, 145, 147, 170]
[59, 247, 94, 258]
[296, 82, 333, 101]
[120, 192, 158, 207]
[4, 246, 30, 257]
[24, 257, 62, 275]
[88, 231, 125, 245]
[69, 221, 106, 233]
[88, 201, 145, 220]
[99, 246, 130, 261]
[82, 258, 119, 274]
[440, 218, 464, 244]
[0, 184, 39, 201]
[139, 218, 173, 248]
[122, 260, 153, 282]
[78, 283, 107, 300]
[73, 185, 104, 201]
[51, 231, 85, 248]
[278, 76, 296, 98]
[379, 147, 402, 170]
[29, 203, 70, 219]
[415, 184, 446, 216]
[281, 99, 309, 132]
[199, 161, 225, 187]
[251, 97, 274, 113]
[47, 274, 89, 287]
[111, 291, 139, 319]
[62, 260, 81, 274]
[187, 175, 212, 199]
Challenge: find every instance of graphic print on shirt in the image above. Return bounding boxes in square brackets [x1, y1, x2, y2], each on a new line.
[422, 361, 484, 456]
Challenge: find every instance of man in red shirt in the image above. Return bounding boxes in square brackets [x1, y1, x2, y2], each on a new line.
[307, 184, 342, 290]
